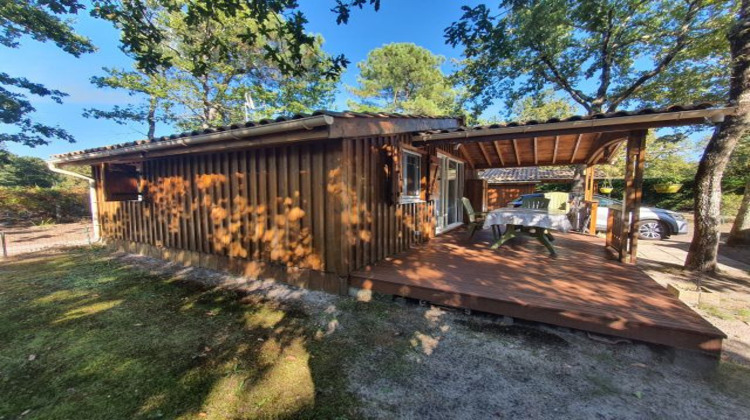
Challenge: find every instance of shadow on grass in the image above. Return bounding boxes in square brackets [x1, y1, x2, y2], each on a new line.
[0, 247, 363, 419]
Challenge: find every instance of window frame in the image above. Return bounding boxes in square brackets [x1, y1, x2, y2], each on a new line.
[401, 149, 423, 203]
[102, 162, 143, 202]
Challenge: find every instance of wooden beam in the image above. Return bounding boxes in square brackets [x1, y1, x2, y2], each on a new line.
[493, 141, 505, 166]
[512, 139, 521, 166]
[477, 142, 493, 166]
[604, 141, 625, 164]
[623, 130, 647, 264]
[457, 144, 475, 169]
[584, 165, 595, 202]
[586, 132, 627, 165]
[330, 117, 460, 138]
[570, 134, 583, 163]
[533, 137, 538, 165]
[552, 136, 559, 164]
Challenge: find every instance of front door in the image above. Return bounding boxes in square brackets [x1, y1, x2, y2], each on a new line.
[435, 154, 464, 234]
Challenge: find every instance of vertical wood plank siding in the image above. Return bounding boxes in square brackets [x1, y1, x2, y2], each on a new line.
[93, 134, 437, 292]
[340, 135, 435, 273]
[95, 142, 341, 291]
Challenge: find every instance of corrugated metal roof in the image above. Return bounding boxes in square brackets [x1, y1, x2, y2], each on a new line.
[52, 110, 458, 159]
[53, 103, 727, 160]
[420, 103, 716, 135]
[480, 167, 607, 183]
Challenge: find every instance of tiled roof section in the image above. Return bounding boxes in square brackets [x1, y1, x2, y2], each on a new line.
[480, 167, 607, 183]
[421, 103, 716, 135]
[52, 110, 457, 159]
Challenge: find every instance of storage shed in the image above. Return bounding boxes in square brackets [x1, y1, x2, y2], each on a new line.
[480, 167, 607, 208]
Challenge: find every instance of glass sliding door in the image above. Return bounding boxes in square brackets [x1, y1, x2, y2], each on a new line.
[435, 154, 464, 234]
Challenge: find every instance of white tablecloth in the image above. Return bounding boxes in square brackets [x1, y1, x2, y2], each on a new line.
[483, 208, 572, 233]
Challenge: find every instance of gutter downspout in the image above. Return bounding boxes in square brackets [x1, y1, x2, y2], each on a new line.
[46, 162, 100, 242]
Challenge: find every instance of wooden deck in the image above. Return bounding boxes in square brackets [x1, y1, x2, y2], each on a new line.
[350, 229, 726, 356]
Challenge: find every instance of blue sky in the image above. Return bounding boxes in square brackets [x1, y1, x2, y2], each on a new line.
[1, 1, 707, 161]
[2, 1, 490, 159]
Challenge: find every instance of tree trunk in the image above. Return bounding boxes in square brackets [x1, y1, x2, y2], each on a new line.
[570, 164, 586, 196]
[727, 178, 750, 246]
[146, 95, 157, 140]
[686, 0, 750, 271]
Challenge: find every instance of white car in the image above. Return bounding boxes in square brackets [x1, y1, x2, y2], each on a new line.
[509, 193, 688, 240]
[594, 195, 688, 240]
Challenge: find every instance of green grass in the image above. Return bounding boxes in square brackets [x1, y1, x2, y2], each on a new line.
[0, 248, 362, 419]
[698, 303, 750, 323]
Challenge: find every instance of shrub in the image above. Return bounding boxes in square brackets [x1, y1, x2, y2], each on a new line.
[0, 186, 89, 225]
[722, 193, 744, 219]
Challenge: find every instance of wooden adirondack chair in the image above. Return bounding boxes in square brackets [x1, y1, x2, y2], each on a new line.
[462, 197, 500, 239]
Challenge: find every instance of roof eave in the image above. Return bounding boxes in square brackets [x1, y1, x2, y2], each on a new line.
[50, 114, 335, 166]
[414, 107, 738, 144]
[50, 114, 463, 166]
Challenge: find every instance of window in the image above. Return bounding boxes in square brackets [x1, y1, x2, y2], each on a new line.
[102, 163, 142, 202]
[402, 151, 422, 200]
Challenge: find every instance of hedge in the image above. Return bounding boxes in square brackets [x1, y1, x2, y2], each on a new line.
[0, 187, 90, 225]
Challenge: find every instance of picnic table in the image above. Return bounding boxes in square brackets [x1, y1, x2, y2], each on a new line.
[483, 208, 573, 256]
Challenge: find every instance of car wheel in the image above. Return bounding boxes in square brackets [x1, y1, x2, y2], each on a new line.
[637, 220, 667, 240]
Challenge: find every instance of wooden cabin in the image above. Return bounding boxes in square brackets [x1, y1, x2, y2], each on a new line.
[50, 112, 465, 293]
[51, 105, 737, 356]
[50, 105, 735, 295]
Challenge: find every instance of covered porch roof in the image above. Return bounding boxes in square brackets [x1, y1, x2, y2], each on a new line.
[413, 104, 736, 169]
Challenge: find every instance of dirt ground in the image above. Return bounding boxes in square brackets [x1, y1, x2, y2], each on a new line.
[0, 221, 92, 257]
[638, 216, 750, 367]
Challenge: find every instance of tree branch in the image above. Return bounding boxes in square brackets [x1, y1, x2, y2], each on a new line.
[594, 9, 615, 111]
[607, 0, 701, 111]
[536, 52, 594, 113]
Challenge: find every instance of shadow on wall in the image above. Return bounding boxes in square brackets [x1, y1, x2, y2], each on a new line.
[98, 140, 434, 280]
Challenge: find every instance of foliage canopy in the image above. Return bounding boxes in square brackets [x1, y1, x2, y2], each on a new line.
[85, 3, 338, 135]
[0, 154, 59, 188]
[0, 0, 96, 148]
[446, 0, 736, 115]
[348, 43, 459, 115]
[90, 0, 380, 77]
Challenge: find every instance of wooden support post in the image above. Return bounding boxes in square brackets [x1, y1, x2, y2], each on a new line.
[622, 130, 647, 264]
[584, 165, 598, 235]
[584, 165, 595, 202]
[0, 232, 6, 258]
[588, 201, 599, 236]
[605, 207, 614, 246]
